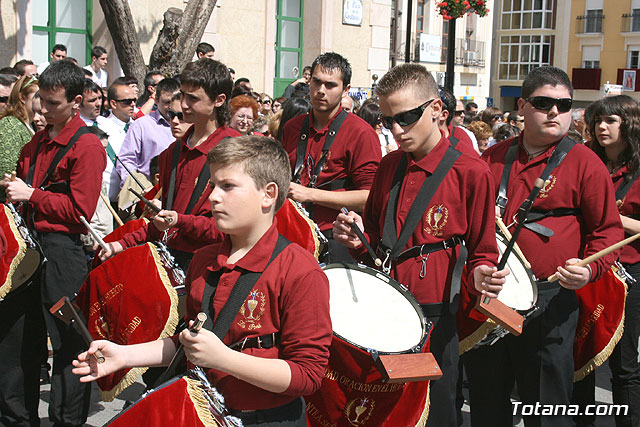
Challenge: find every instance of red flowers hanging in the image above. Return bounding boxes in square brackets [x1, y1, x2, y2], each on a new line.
[436, 0, 489, 20]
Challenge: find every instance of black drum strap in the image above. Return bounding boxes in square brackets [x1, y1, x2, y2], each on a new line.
[200, 235, 290, 338]
[165, 141, 183, 211]
[496, 140, 519, 217]
[616, 170, 640, 201]
[449, 126, 460, 148]
[183, 137, 230, 216]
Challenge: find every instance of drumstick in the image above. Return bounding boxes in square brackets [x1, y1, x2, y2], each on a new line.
[496, 217, 531, 269]
[79, 216, 109, 252]
[128, 187, 172, 224]
[151, 312, 207, 389]
[100, 192, 124, 227]
[548, 231, 640, 282]
[341, 207, 382, 267]
[10, 171, 16, 181]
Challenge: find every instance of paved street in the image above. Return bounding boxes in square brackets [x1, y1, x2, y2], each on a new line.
[37, 360, 617, 426]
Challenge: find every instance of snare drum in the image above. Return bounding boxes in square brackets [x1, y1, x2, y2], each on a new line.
[306, 264, 432, 427]
[0, 204, 43, 301]
[76, 243, 180, 401]
[106, 368, 242, 426]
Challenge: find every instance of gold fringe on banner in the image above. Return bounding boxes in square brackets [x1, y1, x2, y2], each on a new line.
[1, 205, 27, 299]
[186, 377, 221, 427]
[458, 319, 497, 355]
[415, 382, 430, 427]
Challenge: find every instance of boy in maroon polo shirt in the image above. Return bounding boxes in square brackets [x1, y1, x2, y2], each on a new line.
[281, 52, 381, 262]
[1, 61, 106, 426]
[73, 136, 332, 425]
[465, 67, 623, 426]
[333, 64, 508, 426]
[102, 59, 240, 271]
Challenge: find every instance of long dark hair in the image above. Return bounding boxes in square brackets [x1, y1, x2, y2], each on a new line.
[589, 95, 640, 179]
[276, 97, 311, 142]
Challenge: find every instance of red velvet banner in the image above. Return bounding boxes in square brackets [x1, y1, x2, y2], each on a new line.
[106, 376, 217, 426]
[0, 205, 26, 300]
[92, 218, 147, 269]
[76, 243, 179, 401]
[276, 199, 322, 259]
[306, 336, 429, 427]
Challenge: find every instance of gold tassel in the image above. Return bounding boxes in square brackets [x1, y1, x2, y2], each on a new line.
[458, 319, 497, 355]
[414, 382, 430, 427]
[1, 205, 28, 299]
[185, 377, 222, 427]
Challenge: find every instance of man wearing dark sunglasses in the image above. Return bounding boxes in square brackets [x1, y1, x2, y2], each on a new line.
[465, 66, 624, 427]
[333, 63, 508, 427]
[281, 52, 381, 263]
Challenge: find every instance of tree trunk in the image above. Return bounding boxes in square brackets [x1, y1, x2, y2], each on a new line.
[98, 0, 147, 86]
[149, 0, 219, 77]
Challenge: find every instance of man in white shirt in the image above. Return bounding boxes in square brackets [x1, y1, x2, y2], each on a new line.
[37, 44, 67, 75]
[83, 46, 109, 88]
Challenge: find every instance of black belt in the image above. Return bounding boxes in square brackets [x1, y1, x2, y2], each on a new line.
[229, 332, 280, 351]
[394, 236, 462, 262]
[420, 301, 458, 318]
[535, 279, 560, 291]
[228, 397, 303, 424]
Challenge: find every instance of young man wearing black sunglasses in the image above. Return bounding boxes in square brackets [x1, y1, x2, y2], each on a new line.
[333, 63, 508, 427]
[101, 59, 240, 273]
[463, 66, 623, 426]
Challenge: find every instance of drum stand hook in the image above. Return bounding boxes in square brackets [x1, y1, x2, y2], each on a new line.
[419, 245, 429, 279]
[382, 250, 392, 274]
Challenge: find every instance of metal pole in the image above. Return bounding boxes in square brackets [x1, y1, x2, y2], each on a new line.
[445, 18, 456, 92]
[405, 0, 413, 63]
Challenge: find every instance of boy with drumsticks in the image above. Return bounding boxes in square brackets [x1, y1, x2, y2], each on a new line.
[464, 67, 623, 426]
[333, 63, 509, 426]
[73, 136, 333, 425]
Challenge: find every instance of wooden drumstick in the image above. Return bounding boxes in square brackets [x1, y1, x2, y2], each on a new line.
[496, 217, 531, 269]
[10, 171, 16, 181]
[341, 207, 381, 267]
[100, 192, 124, 226]
[548, 231, 640, 282]
[128, 187, 173, 224]
[79, 216, 110, 252]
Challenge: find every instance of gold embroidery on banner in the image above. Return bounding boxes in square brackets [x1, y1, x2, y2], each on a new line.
[344, 397, 375, 425]
[537, 175, 557, 199]
[323, 368, 405, 393]
[424, 204, 449, 237]
[95, 317, 110, 339]
[237, 289, 266, 330]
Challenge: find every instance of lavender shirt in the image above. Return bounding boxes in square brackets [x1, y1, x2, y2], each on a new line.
[116, 109, 173, 187]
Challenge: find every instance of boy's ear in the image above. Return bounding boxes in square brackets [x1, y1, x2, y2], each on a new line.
[262, 182, 278, 210]
[213, 93, 226, 108]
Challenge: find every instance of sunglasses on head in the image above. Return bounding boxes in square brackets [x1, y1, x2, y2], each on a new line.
[115, 98, 137, 105]
[167, 110, 183, 121]
[261, 99, 272, 105]
[381, 99, 435, 129]
[526, 96, 573, 113]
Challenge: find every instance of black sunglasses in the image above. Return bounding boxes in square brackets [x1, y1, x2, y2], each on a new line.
[166, 110, 183, 121]
[115, 98, 137, 105]
[454, 110, 465, 116]
[526, 96, 573, 113]
[381, 99, 435, 129]
[0, 96, 7, 104]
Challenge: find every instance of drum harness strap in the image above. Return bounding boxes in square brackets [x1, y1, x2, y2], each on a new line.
[292, 110, 349, 219]
[201, 234, 291, 351]
[166, 136, 231, 215]
[497, 136, 578, 238]
[615, 170, 640, 203]
[449, 127, 460, 148]
[380, 146, 465, 316]
[24, 127, 91, 231]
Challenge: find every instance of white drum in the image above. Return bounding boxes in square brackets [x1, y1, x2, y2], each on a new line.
[496, 232, 537, 311]
[323, 263, 428, 354]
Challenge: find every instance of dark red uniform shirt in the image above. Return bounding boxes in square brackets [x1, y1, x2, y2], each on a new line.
[17, 114, 105, 234]
[611, 166, 640, 265]
[482, 135, 623, 281]
[120, 126, 240, 252]
[177, 221, 332, 410]
[352, 135, 499, 304]
[449, 126, 478, 157]
[282, 111, 381, 230]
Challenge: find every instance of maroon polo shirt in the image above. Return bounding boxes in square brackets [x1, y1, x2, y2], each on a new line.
[120, 125, 240, 252]
[448, 126, 479, 157]
[16, 114, 105, 234]
[352, 135, 499, 304]
[611, 165, 640, 265]
[176, 220, 332, 411]
[282, 110, 381, 230]
[482, 134, 623, 282]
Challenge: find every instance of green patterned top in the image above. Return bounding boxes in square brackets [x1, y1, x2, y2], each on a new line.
[0, 115, 34, 202]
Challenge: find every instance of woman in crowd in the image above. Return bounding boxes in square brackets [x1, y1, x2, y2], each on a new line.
[588, 94, 640, 427]
[272, 96, 286, 114]
[228, 94, 259, 135]
[0, 74, 38, 201]
[467, 120, 492, 153]
[480, 106, 503, 129]
[493, 123, 521, 144]
[275, 97, 311, 142]
[258, 93, 273, 116]
[31, 92, 46, 132]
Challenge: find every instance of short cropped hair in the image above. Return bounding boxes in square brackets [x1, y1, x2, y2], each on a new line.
[84, 78, 102, 95]
[13, 60, 35, 76]
[39, 61, 84, 101]
[439, 86, 456, 126]
[311, 52, 352, 88]
[181, 58, 232, 127]
[0, 74, 18, 87]
[108, 78, 131, 103]
[465, 102, 478, 112]
[91, 46, 107, 59]
[155, 77, 181, 100]
[84, 125, 109, 141]
[375, 63, 438, 101]
[52, 44, 67, 54]
[521, 66, 573, 99]
[207, 135, 291, 211]
[196, 42, 215, 56]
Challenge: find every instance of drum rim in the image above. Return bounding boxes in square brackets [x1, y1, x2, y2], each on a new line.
[0, 248, 44, 304]
[322, 262, 430, 355]
[496, 231, 538, 311]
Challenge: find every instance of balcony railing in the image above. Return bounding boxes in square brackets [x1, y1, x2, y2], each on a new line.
[617, 69, 640, 91]
[416, 36, 485, 67]
[621, 12, 640, 32]
[572, 68, 601, 90]
[576, 13, 604, 34]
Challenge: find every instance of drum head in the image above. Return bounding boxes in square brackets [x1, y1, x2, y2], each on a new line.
[12, 248, 42, 288]
[323, 263, 426, 354]
[497, 234, 537, 311]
